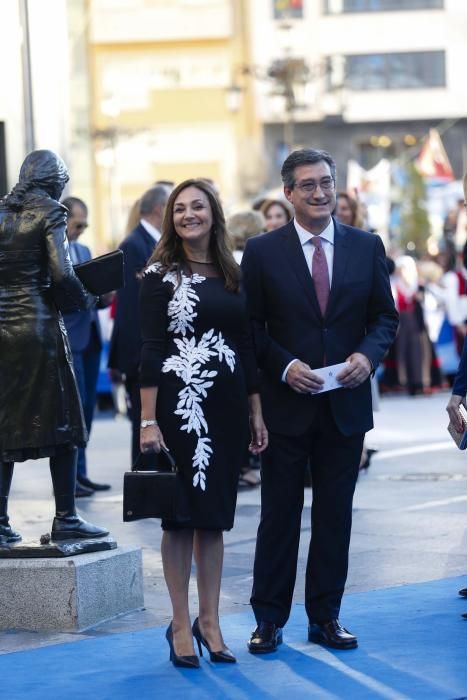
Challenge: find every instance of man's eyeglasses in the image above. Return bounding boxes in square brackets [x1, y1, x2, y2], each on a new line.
[293, 178, 335, 193]
[74, 222, 88, 231]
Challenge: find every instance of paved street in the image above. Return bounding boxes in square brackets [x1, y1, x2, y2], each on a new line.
[2, 390, 467, 654]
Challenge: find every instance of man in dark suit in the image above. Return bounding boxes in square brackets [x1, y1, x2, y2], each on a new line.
[446, 173, 467, 618]
[61, 196, 110, 496]
[108, 185, 169, 464]
[242, 149, 398, 653]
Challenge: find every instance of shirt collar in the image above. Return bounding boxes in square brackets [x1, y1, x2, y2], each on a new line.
[140, 218, 161, 242]
[294, 217, 335, 248]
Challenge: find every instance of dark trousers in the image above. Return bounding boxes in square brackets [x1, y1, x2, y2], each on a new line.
[251, 395, 363, 627]
[124, 376, 141, 466]
[72, 327, 101, 478]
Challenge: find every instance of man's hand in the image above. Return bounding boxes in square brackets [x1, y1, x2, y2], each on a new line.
[286, 360, 325, 395]
[447, 394, 464, 433]
[337, 353, 372, 389]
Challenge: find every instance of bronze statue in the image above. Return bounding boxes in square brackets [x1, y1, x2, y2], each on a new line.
[0, 150, 108, 544]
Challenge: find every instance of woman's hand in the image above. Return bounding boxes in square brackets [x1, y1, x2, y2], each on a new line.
[140, 424, 168, 454]
[249, 413, 268, 455]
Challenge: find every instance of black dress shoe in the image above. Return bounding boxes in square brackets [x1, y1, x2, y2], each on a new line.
[77, 476, 111, 491]
[75, 483, 94, 498]
[308, 620, 358, 649]
[192, 617, 236, 663]
[459, 587, 467, 598]
[166, 622, 200, 669]
[51, 515, 109, 540]
[247, 621, 283, 654]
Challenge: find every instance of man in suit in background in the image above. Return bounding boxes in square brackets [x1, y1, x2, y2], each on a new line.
[242, 149, 398, 653]
[445, 172, 467, 618]
[62, 196, 110, 496]
[108, 185, 169, 464]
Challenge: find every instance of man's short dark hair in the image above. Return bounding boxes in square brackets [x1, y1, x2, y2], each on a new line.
[61, 196, 88, 215]
[281, 149, 337, 189]
[139, 185, 169, 216]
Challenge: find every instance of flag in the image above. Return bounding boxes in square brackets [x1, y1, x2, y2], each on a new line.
[415, 129, 454, 182]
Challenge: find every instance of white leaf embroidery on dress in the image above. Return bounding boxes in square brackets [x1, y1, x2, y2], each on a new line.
[145, 265, 236, 490]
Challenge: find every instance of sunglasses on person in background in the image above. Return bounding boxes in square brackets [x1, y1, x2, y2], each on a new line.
[293, 178, 335, 193]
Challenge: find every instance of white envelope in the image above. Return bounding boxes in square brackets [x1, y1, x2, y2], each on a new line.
[312, 362, 350, 393]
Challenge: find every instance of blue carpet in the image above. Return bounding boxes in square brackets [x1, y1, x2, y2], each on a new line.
[1, 576, 466, 700]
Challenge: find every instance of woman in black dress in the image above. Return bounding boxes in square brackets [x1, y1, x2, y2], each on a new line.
[139, 179, 268, 667]
[0, 150, 108, 543]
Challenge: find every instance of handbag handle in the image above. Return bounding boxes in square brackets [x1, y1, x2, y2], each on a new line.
[132, 445, 177, 473]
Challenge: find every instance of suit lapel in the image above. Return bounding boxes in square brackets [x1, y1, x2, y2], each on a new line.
[279, 222, 321, 318]
[325, 219, 351, 319]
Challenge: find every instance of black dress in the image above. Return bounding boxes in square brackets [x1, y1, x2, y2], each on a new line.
[139, 261, 258, 530]
[0, 195, 89, 462]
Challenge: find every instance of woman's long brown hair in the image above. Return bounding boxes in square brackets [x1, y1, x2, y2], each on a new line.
[147, 178, 241, 292]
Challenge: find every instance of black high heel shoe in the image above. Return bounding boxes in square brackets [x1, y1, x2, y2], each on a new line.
[166, 622, 200, 669]
[192, 617, 236, 663]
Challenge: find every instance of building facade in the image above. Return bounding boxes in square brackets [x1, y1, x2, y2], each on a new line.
[87, 0, 262, 246]
[2, 0, 466, 247]
[247, 0, 467, 191]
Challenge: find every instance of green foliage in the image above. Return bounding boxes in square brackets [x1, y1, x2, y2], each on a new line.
[399, 163, 431, 256]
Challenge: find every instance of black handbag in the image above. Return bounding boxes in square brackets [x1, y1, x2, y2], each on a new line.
[74, 249, 125, 295]
[52, 250, 124, 313]
[123, 447, 190, 522]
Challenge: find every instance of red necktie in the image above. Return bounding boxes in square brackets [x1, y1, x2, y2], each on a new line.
[311, 236, 330, 316]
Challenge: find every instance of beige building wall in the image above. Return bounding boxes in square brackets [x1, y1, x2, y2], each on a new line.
[87, 0, 263, 248]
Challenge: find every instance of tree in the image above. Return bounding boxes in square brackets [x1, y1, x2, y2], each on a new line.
[399, 163, 431, 256]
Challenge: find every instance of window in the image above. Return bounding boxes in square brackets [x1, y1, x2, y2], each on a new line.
[273, 0, 304, 20]
[344, 51, 445, 90]
[324, 0, 443, 12]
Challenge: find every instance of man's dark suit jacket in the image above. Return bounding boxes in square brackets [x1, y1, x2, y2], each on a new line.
[62, 241, 102, 352]
[108, 223, 156, 377]
[241, 218, 398, 438]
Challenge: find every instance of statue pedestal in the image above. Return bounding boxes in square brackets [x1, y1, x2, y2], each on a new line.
[0, 545, 144, 632]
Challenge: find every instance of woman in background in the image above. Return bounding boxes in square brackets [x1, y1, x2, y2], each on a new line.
[227, 209, 265, 264]
[260, 198, 292, 232]
[335, 191, 363, 229]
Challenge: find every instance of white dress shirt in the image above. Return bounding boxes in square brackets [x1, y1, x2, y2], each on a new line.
[281, 217, 335, 382]
[140, 218, 161, 244]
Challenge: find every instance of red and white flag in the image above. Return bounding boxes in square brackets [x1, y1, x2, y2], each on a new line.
[415, 129, 454, 182]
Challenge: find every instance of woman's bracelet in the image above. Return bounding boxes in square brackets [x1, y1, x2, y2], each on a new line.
[140, 419, 158, 429]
